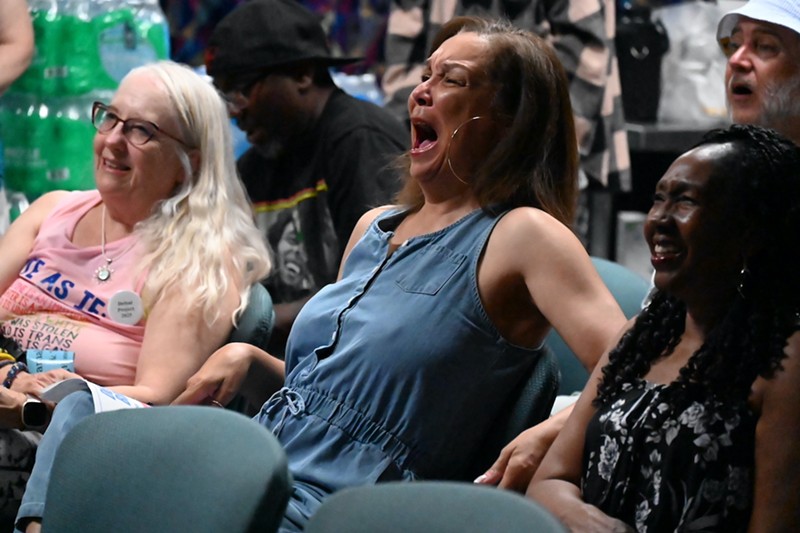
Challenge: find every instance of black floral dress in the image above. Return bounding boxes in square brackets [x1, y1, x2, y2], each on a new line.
[582, 380, 756, 532]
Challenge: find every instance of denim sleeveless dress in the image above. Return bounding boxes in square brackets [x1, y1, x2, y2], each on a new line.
[257, 208, 541, 530]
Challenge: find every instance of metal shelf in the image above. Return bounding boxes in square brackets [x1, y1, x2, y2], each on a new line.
[626, 120, 729, 153]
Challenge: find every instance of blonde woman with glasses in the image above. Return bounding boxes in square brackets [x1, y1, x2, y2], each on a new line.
[0, 60, 270, 529]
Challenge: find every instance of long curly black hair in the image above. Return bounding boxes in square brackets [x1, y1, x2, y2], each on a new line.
[595, 125, 800, 410]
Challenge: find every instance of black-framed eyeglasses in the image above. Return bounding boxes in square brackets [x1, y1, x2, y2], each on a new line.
[91, 101, 189, 147]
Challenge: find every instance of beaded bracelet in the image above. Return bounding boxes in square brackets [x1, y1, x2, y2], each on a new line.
[0, 360, 16, 371]
[3, 362, 28, 389]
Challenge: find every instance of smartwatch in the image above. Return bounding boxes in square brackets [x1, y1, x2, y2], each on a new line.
[22, 398, 48, 431]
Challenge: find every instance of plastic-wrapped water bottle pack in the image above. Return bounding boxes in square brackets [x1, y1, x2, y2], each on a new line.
[0, 0, 170, 231]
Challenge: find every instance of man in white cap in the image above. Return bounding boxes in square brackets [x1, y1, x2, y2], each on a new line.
[717, 0, 800, 144]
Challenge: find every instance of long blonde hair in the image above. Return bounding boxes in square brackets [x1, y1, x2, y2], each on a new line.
[131, 61, 271, 325]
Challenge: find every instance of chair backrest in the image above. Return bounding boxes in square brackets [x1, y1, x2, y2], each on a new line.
[303, 481, 568, 533]
[461, 345, 560, 481]
[227, 282, 276, 351]
[546, 256, 650, 395]
[224, 283, 278, 415]
[41, 406, 291, 533]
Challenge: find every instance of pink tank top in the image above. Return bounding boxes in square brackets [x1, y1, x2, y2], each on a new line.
[0, 190, 146, 386]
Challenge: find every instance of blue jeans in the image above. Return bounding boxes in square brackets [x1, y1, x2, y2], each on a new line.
[15, 390, 95, 531]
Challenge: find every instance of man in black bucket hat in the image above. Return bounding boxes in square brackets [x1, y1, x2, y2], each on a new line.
[206, 0, 407, 359]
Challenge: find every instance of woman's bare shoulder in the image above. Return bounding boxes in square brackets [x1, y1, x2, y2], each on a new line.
[491, 206, 584, 262]
[30, 190, 71, 212]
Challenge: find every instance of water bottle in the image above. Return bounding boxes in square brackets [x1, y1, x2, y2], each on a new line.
[130, 0, 170, 59]
[95, 0, 170, 86]
[0, 93, 51, 198]
[1, 0, 170, 202]
[59, 0, 120, 95]
[0, 92, 104, 200]
[49, 94, 102, 192]
[11, 0, 63, 97]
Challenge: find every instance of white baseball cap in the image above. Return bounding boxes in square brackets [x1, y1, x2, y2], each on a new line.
[717, 0, 800, 42]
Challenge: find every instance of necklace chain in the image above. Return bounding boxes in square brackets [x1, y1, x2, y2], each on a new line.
[100, 205, 109, 260]
[95, 205, 135, 283]
[95, 206, 113, 282]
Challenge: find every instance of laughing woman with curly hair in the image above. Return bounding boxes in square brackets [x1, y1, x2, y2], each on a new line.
[529, 124, 800, 532]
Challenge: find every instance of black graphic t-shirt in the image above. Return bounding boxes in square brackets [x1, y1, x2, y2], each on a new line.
[238, 89, 407, 304]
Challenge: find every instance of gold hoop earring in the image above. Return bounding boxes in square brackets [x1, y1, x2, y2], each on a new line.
[446, 116, 483, 185]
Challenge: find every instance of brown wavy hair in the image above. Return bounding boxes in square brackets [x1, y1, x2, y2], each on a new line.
[394, 16, 579, 227]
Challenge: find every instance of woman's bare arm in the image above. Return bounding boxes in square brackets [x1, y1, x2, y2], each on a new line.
[528, 340, 633, 533]
[747, 331, 800, 531]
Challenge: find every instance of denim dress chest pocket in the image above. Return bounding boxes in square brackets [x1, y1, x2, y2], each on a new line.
[394, 244, 466, 295]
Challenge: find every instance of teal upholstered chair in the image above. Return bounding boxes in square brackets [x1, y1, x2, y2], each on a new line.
[304, 481, 568, 533]
[227, 282, 275, 351]
[546, 257, 650, 395]
[41, 406, 291, 533]
[225, 283, 277, 414]
[463, 345, 560, 481]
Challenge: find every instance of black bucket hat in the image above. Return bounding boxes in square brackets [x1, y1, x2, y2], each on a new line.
[205, 0, 361, 79]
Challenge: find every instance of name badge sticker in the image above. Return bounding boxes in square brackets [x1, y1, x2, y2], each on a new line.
[109, 290, 144, 325]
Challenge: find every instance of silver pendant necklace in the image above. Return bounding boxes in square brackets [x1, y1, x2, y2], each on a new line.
[95, 206, 113, 282]
[94, 205, 134, 283]
[95, 260, 112, 282]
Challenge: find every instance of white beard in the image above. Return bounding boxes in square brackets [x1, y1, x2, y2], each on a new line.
[757, 73, 800, 136]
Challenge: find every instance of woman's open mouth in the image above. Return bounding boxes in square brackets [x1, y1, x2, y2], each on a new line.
[651, 241, 682, 266]
[410, 120, 438, 154]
